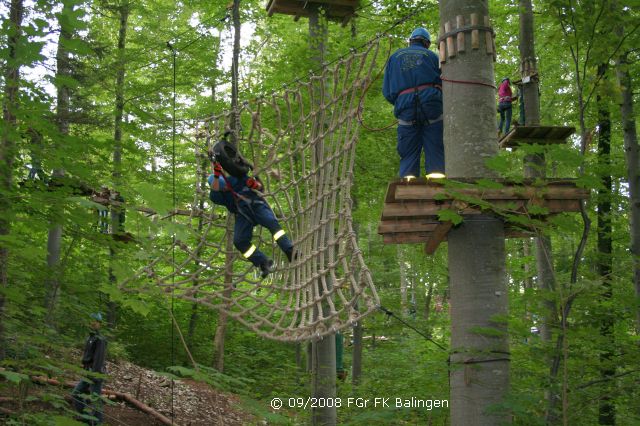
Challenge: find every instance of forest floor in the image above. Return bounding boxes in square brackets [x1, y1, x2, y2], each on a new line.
[0, 354, 262, 425]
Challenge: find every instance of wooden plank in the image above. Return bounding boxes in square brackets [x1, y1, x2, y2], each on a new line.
[424, 222, 453, 254]
[378, 220, 440, 234]
[383, 233, 432, 244]
[471, 13, 480, 49]
[384, 181, 399, 203]
[394, 184, 589, 201]
[484, 16, 493, 55]
[456, 15, 465, 53]
[267, 0, 356, 18]
[445, 21, 455, 58]
[499, 125, 575, 148]
[382, 198, 582, 218]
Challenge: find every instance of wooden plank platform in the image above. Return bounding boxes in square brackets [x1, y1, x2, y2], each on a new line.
[499, 125, 575, 149]
[266, 0, 359, 22]
[378, 178, 588, 254]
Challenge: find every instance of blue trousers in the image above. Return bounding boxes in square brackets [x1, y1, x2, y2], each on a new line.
[498, 102, 512, 133]
[72, 378, 103, 425]
[397, 120, 444, 177]
[234, 199, 293, 266]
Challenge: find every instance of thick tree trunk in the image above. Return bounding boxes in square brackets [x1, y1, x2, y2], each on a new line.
[0, 0, 24, 360]
[596, 63, 614, 425]
[45, 1, 74, 326]
[614, 36, 640, 334]
[440, 2, 510, 425]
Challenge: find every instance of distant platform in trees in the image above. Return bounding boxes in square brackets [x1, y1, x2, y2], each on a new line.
[499, 125, 575, 149]
[266, 0, 359, 24]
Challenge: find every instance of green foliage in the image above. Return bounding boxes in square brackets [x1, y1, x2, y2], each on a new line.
[0, 0, 639, 424]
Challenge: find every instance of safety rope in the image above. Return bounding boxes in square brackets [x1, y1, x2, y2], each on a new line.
[377, 305, 447, 351]
[441, 76, 496, 89]
[167, 40, 177, 424]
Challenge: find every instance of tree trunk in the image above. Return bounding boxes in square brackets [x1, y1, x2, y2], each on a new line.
[398, 246, 408, 316]
[213, 216, 235, 372]
[518, 1, 560, 420]
[309, 6, 336, 425]
[614, 28, 640, 334]
[596, 63, 615, 425]
[213, 0, 241, 372]
[424, 282, 434, 324]
[0, 0, 24, 360]
[107, 2, 130, 328]
[45, 0, 74, 326]
[440, 2, 510, 425]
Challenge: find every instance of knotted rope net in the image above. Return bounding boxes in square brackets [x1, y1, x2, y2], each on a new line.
[121, 40, 383, 342]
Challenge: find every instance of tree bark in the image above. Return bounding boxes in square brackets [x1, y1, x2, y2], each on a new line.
[213, 0, 241, 372]
[309, 6, 336, 425]
[440, 2, 510, 424]
[398, 246, 408, 316]
[596, 63, 614, 425]
[614, 26, 640, 334]
[518, 1, 559, 421]
[45, 0, 74, 326]
[0, 0, 24, 360]
[106, 2, 130, 328]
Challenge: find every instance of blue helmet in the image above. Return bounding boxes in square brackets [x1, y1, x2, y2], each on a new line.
[90, 312, 103, 322]
[410, 27, 431, 42]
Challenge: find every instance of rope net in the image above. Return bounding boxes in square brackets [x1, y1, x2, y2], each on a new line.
[121, 40, 383, 342]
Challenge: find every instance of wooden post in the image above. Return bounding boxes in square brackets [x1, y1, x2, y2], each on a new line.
[456, 15, 465, 53]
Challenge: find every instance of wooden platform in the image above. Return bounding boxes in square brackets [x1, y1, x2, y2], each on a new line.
[266, 0, 359, 23]
[378, 178, 589, 254]
[499, 125, 575, 149]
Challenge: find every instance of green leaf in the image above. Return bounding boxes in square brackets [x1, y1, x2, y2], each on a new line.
[437, 209, 463, 225]
[475, 179, 504, 189]
[53, 415, 85, 426]
[68, 196, 107, 211]
[134, 182, 173, 215]
[0, 370, 29, 384]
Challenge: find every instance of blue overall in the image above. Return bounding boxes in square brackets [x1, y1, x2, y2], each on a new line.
[208, 174, 293, 267]
[383, 42, 445, 177]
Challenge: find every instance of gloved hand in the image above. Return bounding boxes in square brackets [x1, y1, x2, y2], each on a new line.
[246, 177, 262, 191]
[213, 162, 223, 177]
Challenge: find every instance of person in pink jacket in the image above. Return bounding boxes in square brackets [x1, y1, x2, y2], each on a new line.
[497, 77, 513, 136]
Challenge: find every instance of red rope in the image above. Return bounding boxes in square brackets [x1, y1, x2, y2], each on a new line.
[441, 76, 496, 89]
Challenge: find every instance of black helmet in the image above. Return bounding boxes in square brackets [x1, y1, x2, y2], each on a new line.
[212, 139, 252, 178]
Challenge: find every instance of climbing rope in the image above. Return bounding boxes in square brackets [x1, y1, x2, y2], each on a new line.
[120, 39, 385, 342]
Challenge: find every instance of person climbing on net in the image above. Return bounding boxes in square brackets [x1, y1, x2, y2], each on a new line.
[207, 137, 294, 278]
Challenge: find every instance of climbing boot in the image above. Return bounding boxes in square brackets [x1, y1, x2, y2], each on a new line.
[259, 259, 275, 278]
[285, 247, 296, 262]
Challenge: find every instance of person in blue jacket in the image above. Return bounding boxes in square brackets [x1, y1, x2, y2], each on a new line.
[383, 27, 445, 179]
[208, 160, 294, 278]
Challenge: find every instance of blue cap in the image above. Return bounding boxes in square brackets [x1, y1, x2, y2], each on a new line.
[90, 312, 103, 322]
[410, 27, 430, 42]
[502, 77, 510, 82]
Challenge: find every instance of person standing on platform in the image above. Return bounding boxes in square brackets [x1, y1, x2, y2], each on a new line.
[383, 27, 445, 180]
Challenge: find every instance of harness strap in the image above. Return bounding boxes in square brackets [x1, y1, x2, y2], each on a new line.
[399, 83, 442, 96]
[398, 115, 443, 126]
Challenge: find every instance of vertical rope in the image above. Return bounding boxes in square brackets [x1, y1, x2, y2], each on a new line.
[167, 41, 177, 425]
